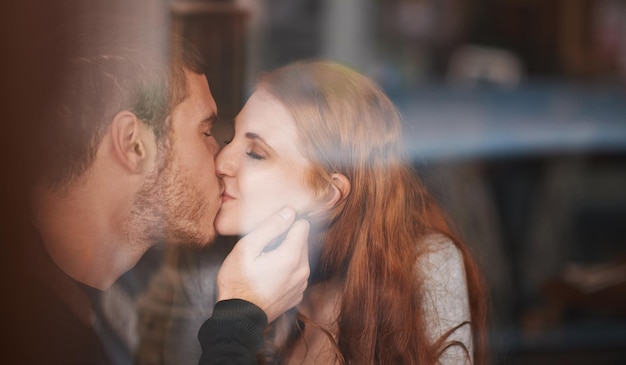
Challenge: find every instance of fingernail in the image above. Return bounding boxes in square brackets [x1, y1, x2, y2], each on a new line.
[279, 207, 294, 221]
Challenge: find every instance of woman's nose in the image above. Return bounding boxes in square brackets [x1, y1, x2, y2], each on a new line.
[215, 144, 235, 177]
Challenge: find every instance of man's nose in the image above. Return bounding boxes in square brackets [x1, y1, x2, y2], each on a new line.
[209, 137, 220, 158]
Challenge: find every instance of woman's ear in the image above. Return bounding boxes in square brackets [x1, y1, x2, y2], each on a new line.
[308, 173, 350, 219]
[326, 173, 351, 209]
[309, 172, 351, 216]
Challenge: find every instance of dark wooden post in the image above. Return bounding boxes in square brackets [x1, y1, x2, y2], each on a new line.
[171, 0, 248, 142]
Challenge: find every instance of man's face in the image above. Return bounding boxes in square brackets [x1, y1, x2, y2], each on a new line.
[132, 69, 222, 246]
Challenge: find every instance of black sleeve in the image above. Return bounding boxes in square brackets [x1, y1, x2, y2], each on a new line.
[197, 299, 268, 365]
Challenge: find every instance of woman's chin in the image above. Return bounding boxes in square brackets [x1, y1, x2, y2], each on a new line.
[215, 215, 265, 237]
[214, 218, 239, 237]
[215, 225, 239, 237]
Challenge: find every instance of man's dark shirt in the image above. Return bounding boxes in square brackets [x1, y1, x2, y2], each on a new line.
[0, 225, 108, 364]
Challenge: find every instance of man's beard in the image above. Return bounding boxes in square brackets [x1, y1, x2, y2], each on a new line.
[129, 146, 214, 248]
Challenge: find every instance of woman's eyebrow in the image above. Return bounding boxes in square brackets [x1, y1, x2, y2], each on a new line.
[245, 132, 262, 141]
[245, 132, 276, 153]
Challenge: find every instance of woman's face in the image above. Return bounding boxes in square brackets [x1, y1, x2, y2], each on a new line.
[214, 90, 320, 236]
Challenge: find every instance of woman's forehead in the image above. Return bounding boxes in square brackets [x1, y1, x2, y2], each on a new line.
[236, 91, 295, 135]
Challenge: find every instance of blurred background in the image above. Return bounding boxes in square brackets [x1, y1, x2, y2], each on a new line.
[174, 0, 626, 363]
[169, 2, 626, 363]
[7, 0, 624, 364]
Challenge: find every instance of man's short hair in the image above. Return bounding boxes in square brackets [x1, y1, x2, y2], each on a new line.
[39, 13, 204, 190]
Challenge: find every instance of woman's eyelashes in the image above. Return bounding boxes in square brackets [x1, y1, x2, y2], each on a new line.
[227, 129, 267, 160]
[246, 149, 265, 160]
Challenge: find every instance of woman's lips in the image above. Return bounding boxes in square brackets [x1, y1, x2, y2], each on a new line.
[222, 192, 234, 203]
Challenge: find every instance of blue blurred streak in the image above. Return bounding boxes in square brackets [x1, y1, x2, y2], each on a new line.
[393, 82, 626, 161]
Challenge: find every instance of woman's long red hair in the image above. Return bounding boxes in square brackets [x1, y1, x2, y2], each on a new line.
[258, 61, 488, 364]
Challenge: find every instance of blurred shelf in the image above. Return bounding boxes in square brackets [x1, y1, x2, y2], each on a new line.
[392, 81, 626, 161]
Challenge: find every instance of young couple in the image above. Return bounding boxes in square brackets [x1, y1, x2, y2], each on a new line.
[141, 61, 488, 364]
[6, 17, 309, 364]
[12, 11, 487, 364]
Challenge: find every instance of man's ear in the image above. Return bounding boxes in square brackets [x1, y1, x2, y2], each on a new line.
[110, 111, 152, 173]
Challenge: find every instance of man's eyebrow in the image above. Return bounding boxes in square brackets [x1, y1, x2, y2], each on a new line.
[201, 113, 218, 125]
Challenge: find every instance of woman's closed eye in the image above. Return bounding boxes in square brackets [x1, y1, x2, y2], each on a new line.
[246, 150, 265, 160]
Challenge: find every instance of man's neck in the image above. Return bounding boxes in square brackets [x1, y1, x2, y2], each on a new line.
[30, 182, 149, 290]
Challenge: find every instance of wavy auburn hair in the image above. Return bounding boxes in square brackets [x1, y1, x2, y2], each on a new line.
[257, 61, 488, 364]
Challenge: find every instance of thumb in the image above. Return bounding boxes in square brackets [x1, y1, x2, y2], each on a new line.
[236, 206, 296, 255]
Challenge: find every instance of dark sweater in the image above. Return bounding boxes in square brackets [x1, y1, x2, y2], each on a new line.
[0, 227, 109, 364]
[198, 299, 268, 364]
[1, 224, 265, 364]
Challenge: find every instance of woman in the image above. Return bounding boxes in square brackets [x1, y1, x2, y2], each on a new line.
[213, 60, 488, 364]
